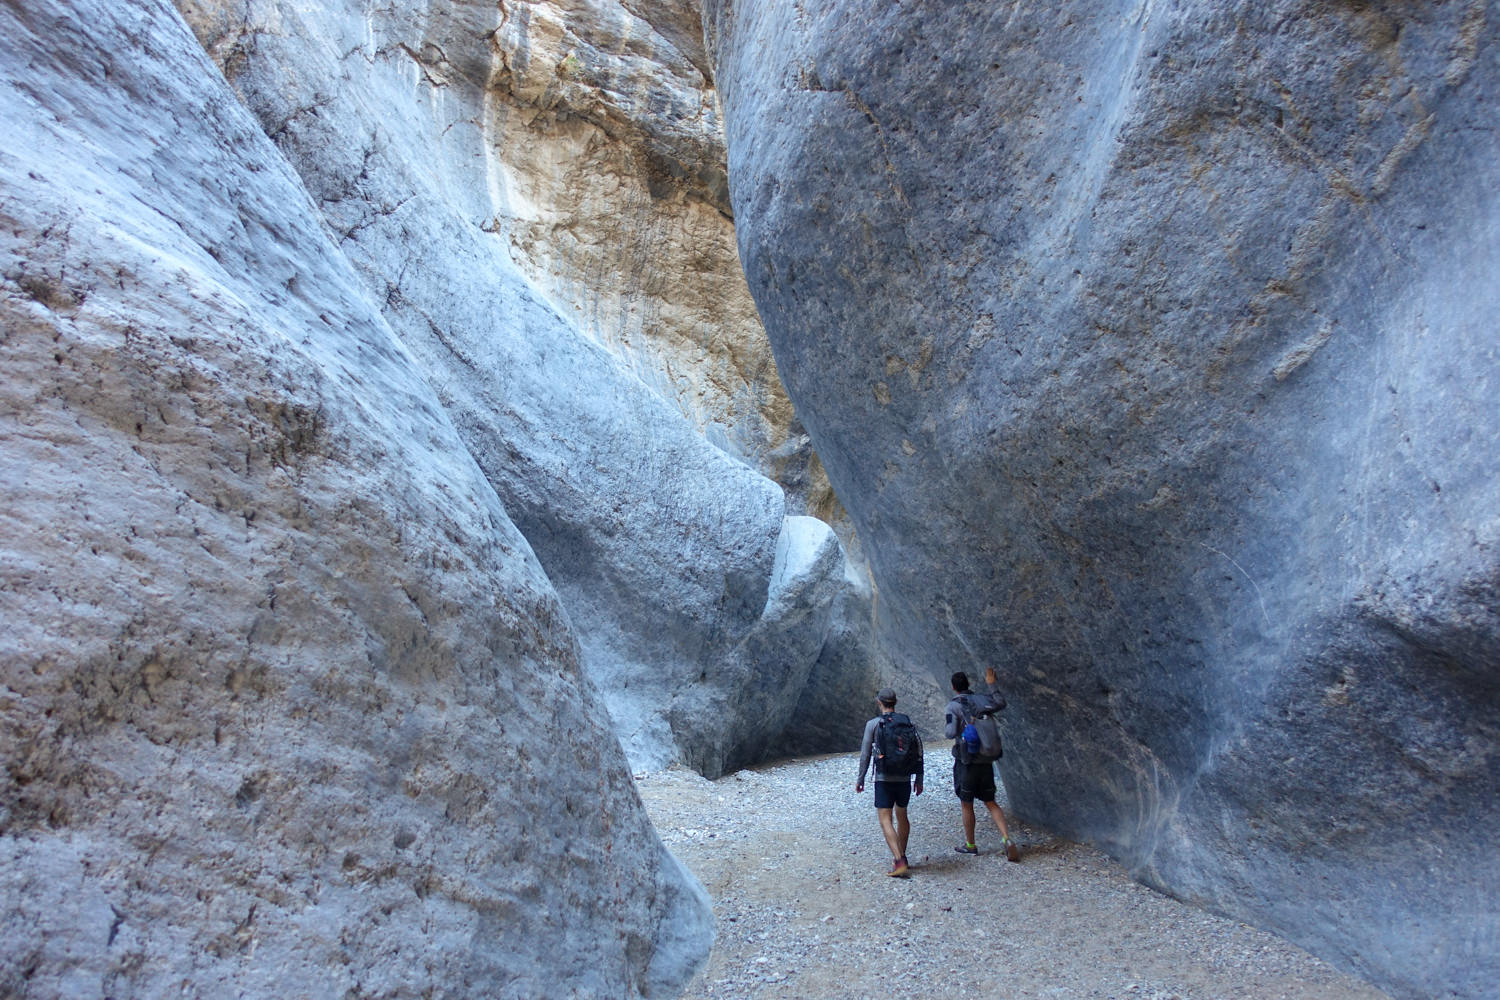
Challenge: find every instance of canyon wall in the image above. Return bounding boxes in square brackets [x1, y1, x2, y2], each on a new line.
[482, 0, 835, 517]
[0, 0, 885, 994]
[1, 0, 915, 987]
[169, 0, 890, 777]
[704, 1, 1500, 997]
[0, 0, 713, 994]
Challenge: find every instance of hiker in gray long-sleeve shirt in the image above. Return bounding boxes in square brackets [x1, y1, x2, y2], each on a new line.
[855, 688, 924, 877]
[946, 667, 1020, 861]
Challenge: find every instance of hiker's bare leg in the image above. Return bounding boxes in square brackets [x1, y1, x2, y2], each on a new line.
[961, 800, 977, 845]
[894, 806, 910, 857]
[877, 807, 902, 859]
[984, 800, 1011, 839]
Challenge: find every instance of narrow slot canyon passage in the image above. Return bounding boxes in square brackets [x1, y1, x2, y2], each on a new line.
[2, 1, 1495, 997]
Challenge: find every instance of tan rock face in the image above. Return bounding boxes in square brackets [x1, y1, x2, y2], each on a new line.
[181, 0, 835, 515]
[483, 0, 834, 516]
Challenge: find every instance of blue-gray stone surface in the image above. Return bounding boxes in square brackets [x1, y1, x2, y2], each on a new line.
[171, 0, 888, 780]
[704, 2, 1500, 997]
[1, 1, 715, 994]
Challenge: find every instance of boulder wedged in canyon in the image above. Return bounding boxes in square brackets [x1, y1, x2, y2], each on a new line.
[704, 1, 1500, 997]
[0, 1, 711, 995]
[167, 0, 880, 777]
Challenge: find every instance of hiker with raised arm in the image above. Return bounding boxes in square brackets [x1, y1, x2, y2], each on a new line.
[947, 667, 1020, 861]
[855, 687, 924, 877]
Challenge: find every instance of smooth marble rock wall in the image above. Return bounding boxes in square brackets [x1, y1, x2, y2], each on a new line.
[170, 0, 880, 777]
[0, 1, 709, 995]
[703, 1, 1500, 996]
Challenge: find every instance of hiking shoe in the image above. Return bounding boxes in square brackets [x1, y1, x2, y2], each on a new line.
[954, 843, 979, 855]
[1003, 837, 1021, 863]
[887, 858, 911, 878]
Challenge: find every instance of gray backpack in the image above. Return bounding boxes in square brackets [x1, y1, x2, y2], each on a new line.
[958, 694, 1004, 763]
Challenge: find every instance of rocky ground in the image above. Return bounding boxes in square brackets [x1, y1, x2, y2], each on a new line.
[637, 750, 1391, 1000]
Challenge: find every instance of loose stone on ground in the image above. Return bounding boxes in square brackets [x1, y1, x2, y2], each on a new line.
[638, 751, 1392, 1000]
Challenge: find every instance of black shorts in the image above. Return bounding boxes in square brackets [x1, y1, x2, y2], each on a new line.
[873, 779, 912, 810]
[953, 759, 996, 803]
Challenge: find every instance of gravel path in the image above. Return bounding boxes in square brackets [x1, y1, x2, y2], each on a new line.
[637, 751, 1391, 1000]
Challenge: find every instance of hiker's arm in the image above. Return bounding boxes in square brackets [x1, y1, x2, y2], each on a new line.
[984, 667, 1006, 712]
[855, 719, 875, 791]
[913, 732, 924, 794]
[944, 699, 961, 740]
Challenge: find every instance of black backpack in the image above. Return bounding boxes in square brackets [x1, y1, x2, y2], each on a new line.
[875, 713, 922, 777]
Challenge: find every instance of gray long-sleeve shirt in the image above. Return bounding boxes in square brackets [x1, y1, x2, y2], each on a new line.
[857, 712, 924, 785]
